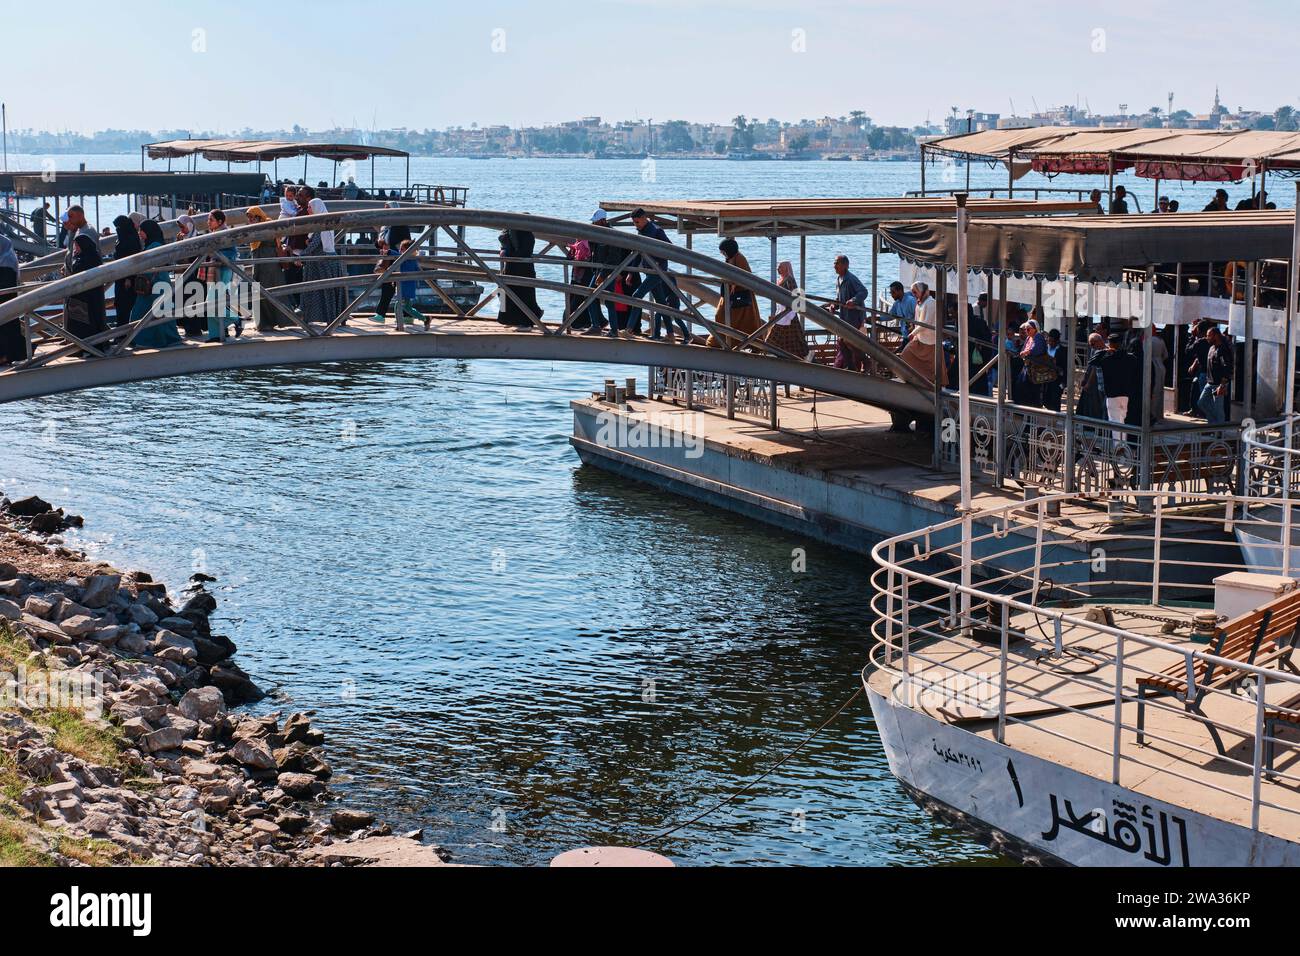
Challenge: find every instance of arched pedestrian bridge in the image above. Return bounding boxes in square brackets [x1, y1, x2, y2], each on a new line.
[0, 208, 933, 412]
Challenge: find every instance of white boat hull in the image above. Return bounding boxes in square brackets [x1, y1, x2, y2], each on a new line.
[867, 684, 1300, 866]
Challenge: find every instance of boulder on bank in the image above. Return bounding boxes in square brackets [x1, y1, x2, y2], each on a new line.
[209, 662, 264, 705]
[6, 495, 51, 517]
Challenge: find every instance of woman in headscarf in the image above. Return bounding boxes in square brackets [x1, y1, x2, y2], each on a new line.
[296, 186, 348, 326]
[763, 260, 808, 361]
[496, 228, 543, 327]
[111, 215, 143, 328]
[130, 219, 182, 350]
[244, 205, 285, 330]
[64, 232, 108, 352]
[707, 238, 761, 348]
[203, 209, 242, 342]
[0, 236, 24, 365]
[173, 213, 208, 336]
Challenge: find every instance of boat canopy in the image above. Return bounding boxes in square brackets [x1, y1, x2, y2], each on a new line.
[599, 196, 1093, 237]
[877, 210, 1295, 281]
[144, 139, 409, 162]
[925, 128, 1300, 181]
[0, 169, 267, 199]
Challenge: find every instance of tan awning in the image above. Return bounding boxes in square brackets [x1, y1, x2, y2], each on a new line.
[928, 127, 1300, 176]
[922, 126, 1081, 159]
[877, 211, 1296, 281]
[145, 139, 409, 162]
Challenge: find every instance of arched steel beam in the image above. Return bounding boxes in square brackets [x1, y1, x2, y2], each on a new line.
[0, 329, 933, 413]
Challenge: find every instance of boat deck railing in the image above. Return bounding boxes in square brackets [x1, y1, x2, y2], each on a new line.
[869, 489, 1300, 837]
[1244, 414, 1300, 500]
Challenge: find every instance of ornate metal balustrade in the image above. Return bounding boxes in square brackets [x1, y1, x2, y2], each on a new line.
[940, 392, 1240, 499]
[650, 366, 774, 421]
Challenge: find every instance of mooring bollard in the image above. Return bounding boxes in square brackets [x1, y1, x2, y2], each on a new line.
[625, 376, 637, 400]
[604, 379, 616, 403]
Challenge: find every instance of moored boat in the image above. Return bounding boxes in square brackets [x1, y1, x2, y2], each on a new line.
[866, 489, 1300, 866]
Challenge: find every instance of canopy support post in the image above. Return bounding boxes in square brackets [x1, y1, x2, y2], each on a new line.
[870, 230, 879, 317]
[932, 268, 946, 471]
[1064, 278, 1077, 494]
[995, 273, 1007, 489]
[955, 194, 973, 626]
[1245, 262, 1256, 419]
[1282, 181, 1300, 577]
[1138, 266, 1156, 504]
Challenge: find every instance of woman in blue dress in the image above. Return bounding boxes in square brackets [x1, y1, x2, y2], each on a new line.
[130, 219, 183, 349]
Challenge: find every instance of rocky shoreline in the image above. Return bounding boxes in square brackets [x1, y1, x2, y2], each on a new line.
[0, 493, 449, 866]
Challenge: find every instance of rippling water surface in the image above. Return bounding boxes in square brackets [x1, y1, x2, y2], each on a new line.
[0, 157, 1043, 864]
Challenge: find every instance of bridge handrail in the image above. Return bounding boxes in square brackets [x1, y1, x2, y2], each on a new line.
[0, 207, 932, 392]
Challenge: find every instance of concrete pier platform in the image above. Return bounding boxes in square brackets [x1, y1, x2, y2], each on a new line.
[570, 390, 1238, 581]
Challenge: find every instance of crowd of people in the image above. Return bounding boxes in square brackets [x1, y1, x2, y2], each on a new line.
[1088, 185, 1277, 216]
[0, 184, 360, 365]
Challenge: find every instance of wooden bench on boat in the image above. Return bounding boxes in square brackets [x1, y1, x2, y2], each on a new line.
[1135, 589, 1300, 755]
[1264, 696, 1300, 773]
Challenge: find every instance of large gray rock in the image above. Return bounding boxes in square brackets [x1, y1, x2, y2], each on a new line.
[127, 603, 159, 628]
[230, 738, 276, 771]
[165, 716, 200, 740]
[55, 600, 91, 623]
[142, 726, 186, 753]
[0, 579, 23, 598]
[0, 598, 20, 621]
[22, 594, 57, 619]
[59, 614, 99, 638]
[80, 574, 121, 609]
[178, 686, 226, 723]
[116, 631, 149, 654]
[210, 663, 264, 705]
[88, 626, 122, 645]
[153, 629, 196, 654]
[6, 495, 51, 517]
[281, 713, 325, 746]
[330, 809, 375, 833]
[276, 772, 322, 799]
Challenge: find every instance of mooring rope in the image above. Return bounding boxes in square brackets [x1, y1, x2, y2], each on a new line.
[630, 684, 864, 849]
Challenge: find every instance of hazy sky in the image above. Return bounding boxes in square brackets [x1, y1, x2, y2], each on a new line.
[7, 0, 1298, 133]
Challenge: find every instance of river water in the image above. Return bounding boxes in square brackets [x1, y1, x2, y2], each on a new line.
[4, 154, 1257, 865]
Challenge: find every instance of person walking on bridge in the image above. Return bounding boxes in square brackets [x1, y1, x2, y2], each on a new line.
[110, 215, 143, 328]
[828, 255, 868, 371]
[296, 186, 347, 327]
[62, 211, 108, 353]
[30, 201, 50, 246]
[0, 235, 23, 365]
[899, 281, 947, 388]
[496, 227, 545, 327]
[129, 219, 182, 350]
[630, 208, 688, 344]
[708, 238, 760, 348]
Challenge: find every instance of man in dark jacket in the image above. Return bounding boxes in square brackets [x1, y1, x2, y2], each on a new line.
[629, 208, 687, 342]
[1200, 325, 1234, 423]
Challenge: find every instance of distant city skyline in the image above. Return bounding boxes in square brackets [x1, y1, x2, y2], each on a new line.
[5, 0, 1296, 134]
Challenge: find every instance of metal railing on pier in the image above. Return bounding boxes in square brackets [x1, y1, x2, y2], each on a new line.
[938, 392, 1242, 501]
